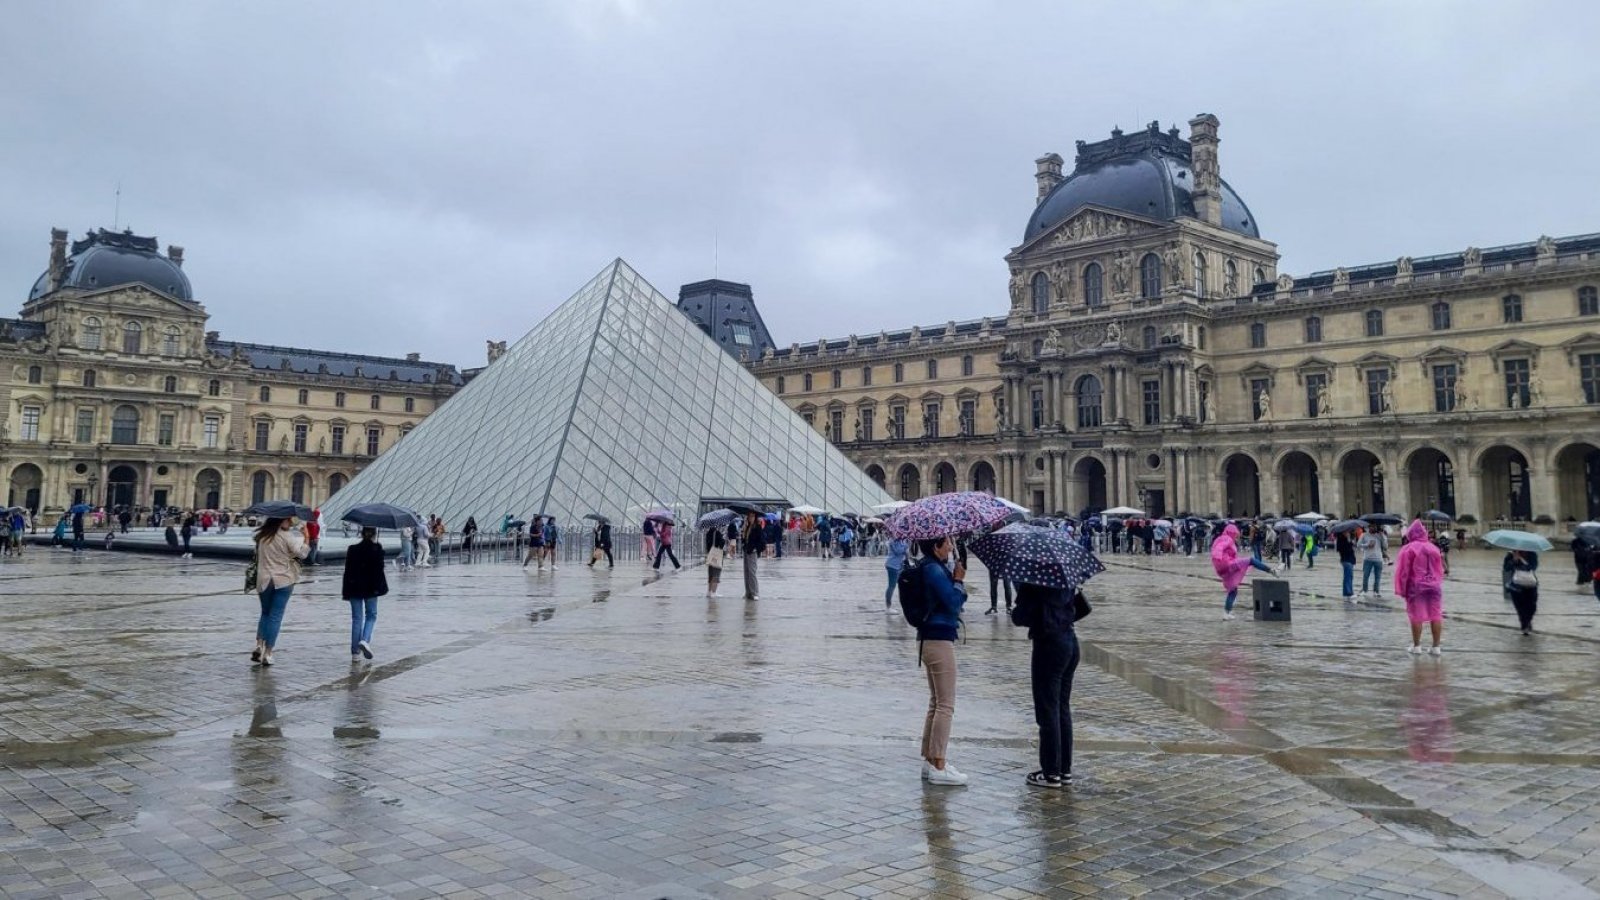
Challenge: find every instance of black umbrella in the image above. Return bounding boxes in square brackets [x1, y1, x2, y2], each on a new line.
[340, 502, 426, 531]
[1329, 519, 1364, 535]
[243, 500, 314, 520]
[969, 523, 1106, 592]
[1421, 510, 1452, 522]
[1361, 513, 1403, 526]
[582, 513, 610, 523]
[724, 501, 764, 516]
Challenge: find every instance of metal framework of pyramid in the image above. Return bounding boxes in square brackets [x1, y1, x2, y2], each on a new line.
[321, 259, 891, 528]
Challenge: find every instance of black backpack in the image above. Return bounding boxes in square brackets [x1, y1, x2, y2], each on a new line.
[898, 560, 936, 628]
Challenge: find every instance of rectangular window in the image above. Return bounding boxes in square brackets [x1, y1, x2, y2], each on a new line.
[730, 323, 753, 345]
[829, 409, 843, 440]
[860, 408, 874, 441]
[1431, 302, 1452, 331]
[1503, 294, 1524, 324]
[1581, 353, 1600, 404]
[336, 391, 347, 407]
[861, 366, 872, 387]
[404, 397, 415, 413]
[1142, 379, 1161, 426]
[203, 415, 220, 449]
[158, 414, 175, 446]
[1365, 309, 1384, 337]
[75, 408, 94, 443]
[961, 355, 974, 377]
[331, 424, 345, 454]
[1304, 373, 1328, 418]
[1304, 317, 1322, 343]
[802, 373, 813, 391]
[1581, 287, 1599, 317]
[889, 405, 906, 439]
[1030, 388, 1044, 430]
[893, 363, 904, 383]
[1251, 379, 1271, 421]
[293, 422, 308, 453]
[369, 394, 381, 410]
[20, 406, 41, 441]
[1365, 369, 1390, 415]
[1432, 364, 1458, 412]
[1503, 358, 1530, 408]
[775, 376, 785, 395]
[924, 402, 941, 439]
[959, 399, 975, 436]
[1249, 323, 1265, 349]
[830, 370, 841, 389]
[297, 389, 308, 405]
[255, 421, 270, 452]
[927, 359, 938, 380]
[366, 427, 381, 456]
[802, 412, 814, 427]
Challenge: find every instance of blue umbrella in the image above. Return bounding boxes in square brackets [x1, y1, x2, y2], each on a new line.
[243, 500, 314, 520]
[1483, 529, 1553, 552]
[1292, 522, 1316, 535]
[340, 502, 426, 531]
[970, 523, 1106, 593]
[69, 502, 92, 515]
[1421, 510, 1453, 522]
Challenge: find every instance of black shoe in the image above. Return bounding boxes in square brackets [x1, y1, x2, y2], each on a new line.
[1026, 771, 1062, 789]
[985, 607, 996, 615]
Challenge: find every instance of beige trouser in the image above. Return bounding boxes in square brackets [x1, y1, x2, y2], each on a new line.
[920, 640, 957, 760]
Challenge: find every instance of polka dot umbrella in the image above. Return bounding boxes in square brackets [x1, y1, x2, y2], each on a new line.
[883, 491, 1020, 541]
[970, 523, 1107, 592]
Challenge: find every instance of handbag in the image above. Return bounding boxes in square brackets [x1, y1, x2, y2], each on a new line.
[1511, 568, 1539, 589]
[244, 550, 259, 593]
[590, 547, 603, 563]
[707, 546, 725, 568]
[1072, 591, 1093, 622]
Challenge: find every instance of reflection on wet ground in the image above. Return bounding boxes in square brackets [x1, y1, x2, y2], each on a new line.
[1, 548, 1599, 897]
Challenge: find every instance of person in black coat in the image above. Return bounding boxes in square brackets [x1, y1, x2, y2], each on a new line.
[1503, 549, 1540, 636]
[1015, 581, 1081, 789]
[588, 520, 613, 569]
[342, 527, 390, 661]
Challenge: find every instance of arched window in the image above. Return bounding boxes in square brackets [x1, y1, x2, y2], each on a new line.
[1304, 316, 1323, 343]
[1193, 251, 1207, 298]
[1249, 322, 1266, 349]
[1082, 263, 1103, 307]
[1142, 325, 1157, 349]
[163, 375, 177, 394]
[122, 321, 142, 354]
[81, 316, 102, 350]
[111, 405, 140, 444]
[1224, 259, 1239, 295]
[1431, 301, 1452, 331]
[1365, 309, 1385, 337]
[26, 365, 41, 384]
[259, 385, 271, 402]
[1140, 253, 1163, 299]
[1076, 375, 1103, 428]
[1581, 286, 1599, 317]
[291, 472, 309, 504]
[1254, 267, 1267, 286]
[208, 379, 221, 397]
[1031, 271, 1051, 314]
[82, 368, 97, 388]
[162, 326, 181, 356]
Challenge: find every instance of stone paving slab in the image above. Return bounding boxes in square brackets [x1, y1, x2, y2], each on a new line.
[1, 546, 1598, 897]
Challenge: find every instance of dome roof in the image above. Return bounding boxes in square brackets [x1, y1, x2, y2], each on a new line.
[29, 229, 193, 302]
[1023, 123, 1259, 244]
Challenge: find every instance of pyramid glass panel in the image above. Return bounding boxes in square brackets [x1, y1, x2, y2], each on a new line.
[322, 260, 891, 528]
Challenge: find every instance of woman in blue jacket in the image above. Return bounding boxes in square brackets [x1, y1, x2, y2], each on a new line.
[917, 535, 969, 786]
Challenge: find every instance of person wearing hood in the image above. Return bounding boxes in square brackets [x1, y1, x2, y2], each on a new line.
[461, 516, 479, 557]
[1211, 522, 1277, 620]
[1394, 520, 1446, 655]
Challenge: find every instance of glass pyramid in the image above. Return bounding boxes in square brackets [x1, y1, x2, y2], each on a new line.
[321, 259, 892, 528]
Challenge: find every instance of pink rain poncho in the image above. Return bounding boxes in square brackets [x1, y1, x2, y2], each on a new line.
[1210, 523, 1257, 592]
[1393, 519, 1444, 599]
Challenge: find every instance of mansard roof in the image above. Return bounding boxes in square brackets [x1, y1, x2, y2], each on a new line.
[206, 339, 463, 385]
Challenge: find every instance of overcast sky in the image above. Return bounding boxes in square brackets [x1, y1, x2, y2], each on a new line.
[2, 1, 1596, 368]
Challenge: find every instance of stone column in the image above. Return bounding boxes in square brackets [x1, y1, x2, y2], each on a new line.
[1455, 457, 1482, 523]
[1529, 465, 1558, 524]
[1054, 452, 1068, 513]
[1260, 463, 1282, 517]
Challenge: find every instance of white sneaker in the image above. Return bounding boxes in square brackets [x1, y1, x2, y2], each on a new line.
[1223, 612, 1235, 620]
[1429, 645, 1443, 657]
[1272, 564, 1284, 575]
[926, 763, 968, 786]
[551, 565, 558, 570]
[1408, 645, 1423, 655]
[921, 761, 932, 781]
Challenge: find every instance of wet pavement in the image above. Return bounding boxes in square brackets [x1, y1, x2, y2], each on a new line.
[1, 544, 1598, 898]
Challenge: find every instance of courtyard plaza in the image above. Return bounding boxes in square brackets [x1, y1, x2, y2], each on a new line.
[0, 544, 1598, 898]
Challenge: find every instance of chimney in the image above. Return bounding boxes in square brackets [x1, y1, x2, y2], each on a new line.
[1034, 153, 1064, 205]
[1187, 114, 1222, 227]
[47, 228, 68, 291]
[167, 244, 184, 267]
[405, 352, 421, 362]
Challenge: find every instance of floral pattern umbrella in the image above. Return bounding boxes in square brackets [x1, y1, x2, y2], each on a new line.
[884, 491, 1018, 541]
[970, 523, 1106, 592]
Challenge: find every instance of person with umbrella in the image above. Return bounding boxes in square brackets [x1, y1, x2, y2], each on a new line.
[1212, 522, 1278, 620]
[704, 517, 728, 598]
[1394, 520, 1446, 655]
[1334, 522, 1361, 601]
[250, 515, 309, 667]
[651, 515, 681, 572]
[1491, 530, 1549, 635]
[817, 514, 833, 559]
[341, 526, 388, 662]
[738, 511, 766, 599]
[70, 502, 87, 552]
[910, 533, 969, 785]
[586, 516, 613, 569]
[1571, 523, 1600, 592]
[1358, 524, 1390, 598]
[641, 515, 657, 564]
[1274, 522, 1298, 571]
[522, 515, 544, 569]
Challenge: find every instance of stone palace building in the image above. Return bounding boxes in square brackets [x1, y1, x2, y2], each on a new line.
[747, 115, 1600, 532]
[0, 227, 460, 516]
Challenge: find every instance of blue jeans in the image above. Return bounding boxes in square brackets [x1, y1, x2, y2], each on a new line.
[348, 598, 377, 652]
[400, 542, 413, 568]
[1225, 559, 1274, 611]
[256, 585, 294, 648]
[1362, 560, 1383, 594]
[885, 565, 902, 604]
[1341, 561, 1354, 597]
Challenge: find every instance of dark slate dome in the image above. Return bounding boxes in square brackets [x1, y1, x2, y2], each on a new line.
[29, 229, 193, 302]
[1024, 122, 1259, 244]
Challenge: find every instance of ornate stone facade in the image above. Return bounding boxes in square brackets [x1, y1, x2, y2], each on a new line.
[748, 118, 1600, 536]
[1, 228, 461, 516]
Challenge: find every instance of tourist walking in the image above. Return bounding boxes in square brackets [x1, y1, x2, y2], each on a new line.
[1358, 526, 1389, 597]
[1394, 520, 1445, 655]
[1276, 525, 1296, 570]
[705, 525, 726, 598]
[1504, 549, 1541, 635]
[462, 516, 479, 556]
[885, 535, 909, 608]
[429, 515, 445, 564]
[71, 506, 85, 552]
[522, 515, 544, 568]
[986, 562, 1014, 616]
[180, 512, 195, 558]
[398, 525, 415, 570]
[588, 519, 613, 568]
[1336, 528, 1357, 600]
[652, 518, 681, 571]
[341, 526, 388, 662]
[1211, 522, 1276, 620]
[1016, 581, 1080, 788]
[741, 511, 765, 600]
[251, 517, 309, 666]
[640, 517, 657, 563]
[915, 535, 969, 786]
[837, 521, 854, 559]
[1303, 530, 1318, 569]
[818, 516, 833, 559]
[540, 517, 559, 569]
[305, 510, 321, 565]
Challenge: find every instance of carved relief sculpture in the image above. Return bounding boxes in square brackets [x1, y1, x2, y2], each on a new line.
[1379, 379, 1395, 413]
[1536, 234, 1557, 264]
[1276, 273, 1295, 294]
[1008, 269, 1026, 309]
[1257, 389, 1272, 421]
[1042, 328, 1062, 355]
[1111, 250, 1132, 295]
[1104, 321, 1123, 345]
[1528, 373, 1544, 406]
[1223, 259, 1238, 295]
[1463, 246, 1483, 269]
[995, 394, 1008, 430]
[1316, 384, 1332, 417]
[853, 418, 862, 441]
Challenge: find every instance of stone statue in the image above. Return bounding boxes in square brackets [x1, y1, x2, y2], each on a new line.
[318, 436, 326, 454]
[1050, 260, 1070, 303]
[1202, 389, 1215, 423]
[1316, 384, 1332, 417]
[1508, 388, 1521, 410]
[1536, 235, 1557, 263]
[226, 432, 237, 450]
[853, 418, 862, 441]
[1528, 372, 1544, 406]
[1256, 389, 1272, 422]
[995, 394, 1008, 430]
[486, 340, 507, 363]
[1455, 382, 1474, 410]
[922, 409, 935, 436]
[1332, 267, 1350, 290]
[877, 332, 888, 347]
[761, 346, 774, 360]
[1379, 379, 1395, 413]
[739, 348, 750, 362]
[1276, 273, 1294, 294]
[1164, 243, 1183, 285]
[1001, 341, 1019, 361]
[1223, 259, 1238, 295]
[1008, 270, 1026, 309]
[1111, 250, 1132, 295]
[1395, 256, 1414, 280]
[279, 434, 289, 452]
[847, 334, 858, 351]
[1463, 246, 1483, 268]
[943, 321, 956, 342]
[1042, 328, 1062, 354]
[62, 321, 74, 345]
[824, 420, 832, 440]
[909, 325, 921, 343]
[1104, 321, 1123, 345]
